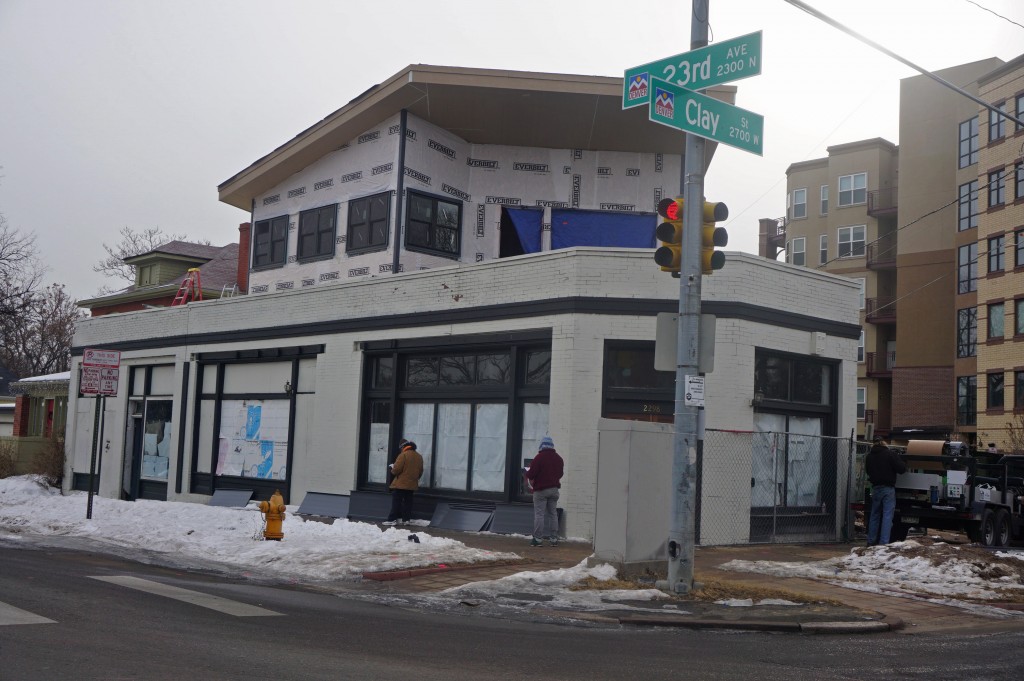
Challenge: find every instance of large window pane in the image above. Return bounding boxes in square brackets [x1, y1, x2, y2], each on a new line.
[141, 400, 173, 481]
[402, 403, 435, 488]
[792, 361, 828, 404]
[406, 357, 439, 387]
[472, 404, 508, 492]
[367, 401, 391, 484]
[525, 350, 551, 385]
[520, 403, 550, 495]
[216, 399, 290, 480]
[477, 354, 511, 384]
[435, 404, 470, 490]
[755, 354, 790, 400]
[440, 356, 476, 385]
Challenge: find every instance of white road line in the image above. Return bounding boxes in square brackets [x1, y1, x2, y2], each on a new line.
[0, 600, 56, 626]
[89, 576, 283, 617]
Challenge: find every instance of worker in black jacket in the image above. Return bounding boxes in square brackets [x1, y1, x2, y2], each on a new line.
[866, 436, 906, 545]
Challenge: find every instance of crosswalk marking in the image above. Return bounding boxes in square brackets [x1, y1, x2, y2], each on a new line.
[89, 576, 283, 617]
[0, 600, 56, 626]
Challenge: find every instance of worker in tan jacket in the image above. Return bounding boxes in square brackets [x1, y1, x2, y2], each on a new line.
[384, 438, 424, 525]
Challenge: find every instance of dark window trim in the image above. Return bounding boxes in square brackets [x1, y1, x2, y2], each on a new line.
[297, 203, 338, 261]
[346, 191, 392, 255]
[404, 188, 463, 260]
[986, 369, 1005, 411]
[252, 215, 290, 270]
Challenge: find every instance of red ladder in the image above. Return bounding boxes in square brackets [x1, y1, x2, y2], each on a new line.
[171, 268, 203, 306]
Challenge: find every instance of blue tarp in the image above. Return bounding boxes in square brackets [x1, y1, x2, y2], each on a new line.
[506, 207, 544, 254]
[551, 209, 656, 249]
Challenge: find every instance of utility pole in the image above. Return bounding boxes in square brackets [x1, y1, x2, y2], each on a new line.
[663, 0, 709, 595]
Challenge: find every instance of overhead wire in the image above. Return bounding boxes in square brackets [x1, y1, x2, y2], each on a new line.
[963, 0, 1024, 30]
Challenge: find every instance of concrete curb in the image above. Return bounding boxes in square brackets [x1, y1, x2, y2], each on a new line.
[362, 559, 525, 581]
[618, 614, 903, 634]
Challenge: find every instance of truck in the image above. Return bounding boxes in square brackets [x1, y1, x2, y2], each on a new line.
[863, 440, 1024, 547]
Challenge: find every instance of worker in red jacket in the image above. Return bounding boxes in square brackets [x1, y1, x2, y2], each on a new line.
[525, 435, 564, 547]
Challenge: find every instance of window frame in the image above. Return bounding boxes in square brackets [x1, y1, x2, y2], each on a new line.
[988, 169, 1005, 208]
[1017, 298, 1024, 336]
[988, 371, 1004, 411]
[837, 225, 865, 258]
[1017, 94, 1024, 133]
[989, 102, 1006, 142]
[856, 386, 866, 420]
[1017, 229, 1024, 270]
[959, 116, 979, 168]
[346, 191, 391, 255]
[957, 375, 977, 427]
[988, 235, 1005, 274]
[957, 307, 977, 358]
[857, 330, 864, 363]
[819, 234, 828, 266]
[820, 185, 829, 215]
[854, 277, 865, 310]
[1015, 162, 1024, 202]
[1016, 370, 1024, 412]
[297, 204, 338, 261]
[988, 302, 1005, 340]
[404, 189, 463, 260]
[958, 242, 978, 294]
[252, 215, 290, 269]
[958, 180, 978, 231]
[837, 173, 867, 207]
[791, 188, 807, 219]
[791, 236, 806, 266]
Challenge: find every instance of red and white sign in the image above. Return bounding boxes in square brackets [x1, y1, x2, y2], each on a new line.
[81, 348, 120, 395]
[83, 348, 120, 368]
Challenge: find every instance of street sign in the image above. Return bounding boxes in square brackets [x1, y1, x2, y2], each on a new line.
[81, 366, 119, 396]
[684, 375, 705, 407]
[623, 31, 762, 109]
[83, 348, 120, 368]
[648, 77, 764, 155]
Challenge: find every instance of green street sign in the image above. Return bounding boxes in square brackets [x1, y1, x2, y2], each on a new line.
[648, 78, 764, 156]
[623, 31, 762, 109]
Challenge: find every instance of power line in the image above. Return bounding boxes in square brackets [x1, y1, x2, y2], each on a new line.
[964, 0, 1024, 30]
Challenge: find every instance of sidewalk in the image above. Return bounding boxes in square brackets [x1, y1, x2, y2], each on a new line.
[358, 529, 1024, 634]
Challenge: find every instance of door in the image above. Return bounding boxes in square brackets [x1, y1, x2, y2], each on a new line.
[123, 413, 142, 500]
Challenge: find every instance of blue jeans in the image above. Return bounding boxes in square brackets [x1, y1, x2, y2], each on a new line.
[867, 485, 896, 545]
[533, 487, 560, 540]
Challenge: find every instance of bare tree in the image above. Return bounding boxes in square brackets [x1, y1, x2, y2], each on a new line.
[0, 283, 85, 378]
[1005, 414, 1024, 455]
[0, 213, 44, 317]
[93, 226, 209, 293]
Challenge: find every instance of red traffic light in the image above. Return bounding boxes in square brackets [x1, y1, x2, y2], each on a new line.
[657, 197, 681, 221]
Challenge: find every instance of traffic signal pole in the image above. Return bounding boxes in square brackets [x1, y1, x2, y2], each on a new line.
[664, 0, 709, 595]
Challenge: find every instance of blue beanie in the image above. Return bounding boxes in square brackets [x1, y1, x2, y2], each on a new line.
[538, 436, 555, 452]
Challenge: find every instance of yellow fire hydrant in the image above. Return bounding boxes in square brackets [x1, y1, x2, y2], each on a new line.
[257, 489, 286, 541]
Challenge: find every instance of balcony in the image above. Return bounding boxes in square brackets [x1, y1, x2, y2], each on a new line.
[766, 216, 786, 249]
[867, 232, 897, 270]
[867, 187, 897, 217]
[865, 350, 895, 378]
[865, 296, 897, 324]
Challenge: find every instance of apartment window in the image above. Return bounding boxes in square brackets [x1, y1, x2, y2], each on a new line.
[958, 243, 977, 293]
[791, 237, 806, 266]
[252, 215, 289, 268]
[988, 235, 1005, 273]
[1018, 94, 1024, 132]
[1015, 162, 1024, 201]
[138, 264, 155, 287]
[1017, 229, 1024, 269]
[819, 235, 828, 265]
[1017, 299, 1024, 336]
[1016, 371, 1024, 411]
[857, 330, 864, 363]
[988, 372, 1004, 410]
[856, 387, 866, 420]
[297, 204, 337, 260]
[838, 173, 866, 206]
[958, 181, 978, 231]
[854, 277, 865, 309]
[837, 225, 865, 258]
[959, 116, 979, 168]
[957, 376, 976, 426]
[988, 302, 1004, 339]
[791, 188, 807, 219]
[406, 190, 462, 258]
[346, 192, 390, 253]
[988, 169, 1005, 208]
[989, 102, 1006, 142]
[957, 307, 977, 358]
[820, 185, 829, 215]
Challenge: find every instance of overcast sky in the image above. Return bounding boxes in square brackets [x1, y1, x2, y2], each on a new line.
[1, 0, 1021, 300]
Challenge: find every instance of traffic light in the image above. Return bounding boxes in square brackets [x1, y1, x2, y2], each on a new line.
[654, 197, 684, 274]
[700, 201, 729, 275]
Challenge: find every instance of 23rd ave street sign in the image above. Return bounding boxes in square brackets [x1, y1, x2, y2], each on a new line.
[623, 30, 761, 109]
[648, 77, 764, 156]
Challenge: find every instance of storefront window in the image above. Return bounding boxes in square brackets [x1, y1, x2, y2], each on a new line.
[216, 399, 290, 480]
[141, 400, 173, 481]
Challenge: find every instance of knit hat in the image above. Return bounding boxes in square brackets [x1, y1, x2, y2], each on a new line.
[399, 438, 416, 450]
[538, 435, 555, 452]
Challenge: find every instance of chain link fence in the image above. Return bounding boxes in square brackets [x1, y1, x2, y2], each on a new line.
[697, 429, 858, 545]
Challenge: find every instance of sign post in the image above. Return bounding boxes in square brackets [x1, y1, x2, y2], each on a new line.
[81, 348, 120, 519]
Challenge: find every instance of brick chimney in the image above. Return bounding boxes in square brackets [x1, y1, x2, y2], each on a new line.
[237, 222, 251, 294]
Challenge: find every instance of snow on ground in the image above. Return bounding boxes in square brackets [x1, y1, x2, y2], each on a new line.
[719, 539, 1024, 618]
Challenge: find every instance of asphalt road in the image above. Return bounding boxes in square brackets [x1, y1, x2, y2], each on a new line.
[2, 540, 1023, 681]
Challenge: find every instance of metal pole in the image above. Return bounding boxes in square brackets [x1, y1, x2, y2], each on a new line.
[664, 0, 709, 594]
[86, 394, 101, 519]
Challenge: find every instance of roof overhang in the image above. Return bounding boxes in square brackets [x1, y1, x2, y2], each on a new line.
[219, 64, 736, 211]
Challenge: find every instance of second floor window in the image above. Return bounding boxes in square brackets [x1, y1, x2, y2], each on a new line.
[958, 243, 977, 293]
[988, 235, 1005, 273]
[988, 170, 1005, 208]
[857, 387, 866, 420]
[1016, 163, 1024, 202]
[988, 372, 1004, 410]
[791, 188, 807, 219]
[406, 191, 462, 258]
[791, 237, 806, 266]
[252, 215, 289, 268]
[820, 185, 829, 215]
[958, 181, 978, 231]
[837, 225, 865, 258]
[838, 173, 866, 206]
[298, 204, 338, 260]
[988, 302, 1004, 340]
[957, 307, 977, 358]
[959, 116, 979, 168]
[1018, 229, 1024, 269]
[989, 102, 1006, 142]
[347, 192, 390, 253]
[1018, 299, 1024, 336]
[819, 234, 828, 265]
[857, 330, 864, 363]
